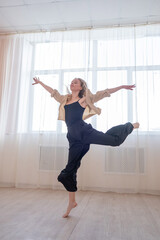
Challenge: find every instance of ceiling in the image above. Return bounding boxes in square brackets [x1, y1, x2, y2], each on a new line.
[0, 0, 160, 34]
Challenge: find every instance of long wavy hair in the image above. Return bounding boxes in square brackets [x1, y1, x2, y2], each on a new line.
[66, 78, 88, 98]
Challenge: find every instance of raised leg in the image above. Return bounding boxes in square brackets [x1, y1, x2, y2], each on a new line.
[85, 122, 138, 146]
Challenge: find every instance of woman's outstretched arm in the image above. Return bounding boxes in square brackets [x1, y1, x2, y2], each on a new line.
[107, 84, 136, 94]
[32, 77, 53, 93]
[91, 84, 136, 103]
[32, 77, 66, 103]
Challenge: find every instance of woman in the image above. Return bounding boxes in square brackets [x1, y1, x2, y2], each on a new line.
[32, 77, 139, 218]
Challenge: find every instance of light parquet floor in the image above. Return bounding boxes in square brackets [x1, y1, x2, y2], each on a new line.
[0, 188, 160, 240]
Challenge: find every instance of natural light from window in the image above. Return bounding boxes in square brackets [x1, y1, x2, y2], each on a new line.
[32, 37, 160, 132]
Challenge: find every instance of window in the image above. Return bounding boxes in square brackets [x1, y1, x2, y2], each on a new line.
[32, 36, 160, 132]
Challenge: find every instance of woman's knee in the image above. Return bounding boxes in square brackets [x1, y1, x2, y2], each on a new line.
[57, 172, 77, 192]
[110, 142, 120, 147]
[103, 134, 120, 147]
[109, 136, 121, 147]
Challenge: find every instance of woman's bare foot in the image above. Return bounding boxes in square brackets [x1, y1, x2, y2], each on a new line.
[62, 201, 77, 218]
[132, 122, 140, 129]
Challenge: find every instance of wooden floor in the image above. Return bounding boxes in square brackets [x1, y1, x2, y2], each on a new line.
[0, 188, 160, 240]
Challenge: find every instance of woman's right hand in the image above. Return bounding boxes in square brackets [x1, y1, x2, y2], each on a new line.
[32, 77, 41, 85]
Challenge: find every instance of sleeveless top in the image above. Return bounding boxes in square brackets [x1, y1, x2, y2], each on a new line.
[64, 100, 85, 127]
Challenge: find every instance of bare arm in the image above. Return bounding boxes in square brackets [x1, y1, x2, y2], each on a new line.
[107, 84, 136, 94]
[32, 77, 53, 94]
[32, 77, 66, 103]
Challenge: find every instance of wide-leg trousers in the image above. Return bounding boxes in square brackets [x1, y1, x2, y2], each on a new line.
[57, 120, 134, 192]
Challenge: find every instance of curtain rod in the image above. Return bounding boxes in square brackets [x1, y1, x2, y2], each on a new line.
[0, 21, 160, 36]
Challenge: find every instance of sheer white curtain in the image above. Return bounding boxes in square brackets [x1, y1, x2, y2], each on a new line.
[0, 24, 160, 194]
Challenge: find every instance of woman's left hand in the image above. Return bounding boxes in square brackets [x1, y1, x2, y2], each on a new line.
[122, 84, 136, 90]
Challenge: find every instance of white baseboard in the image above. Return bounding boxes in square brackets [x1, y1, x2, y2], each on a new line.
[0, 182, 160, 195]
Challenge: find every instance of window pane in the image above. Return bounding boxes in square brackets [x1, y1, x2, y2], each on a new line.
[133, 71, 160, 131]
[61, 41, 92, 69]
[136, 37, 160, 66]
[32, 74, 59, 131]
[98, 39, 135, 67]
[97, 71, 128, 131]
[98, 37, 160, 68]
[34, 42, 62, 70]
[34, 41, 92, 71]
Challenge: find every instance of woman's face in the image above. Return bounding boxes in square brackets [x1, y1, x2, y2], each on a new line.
[70, 78, 82, 92]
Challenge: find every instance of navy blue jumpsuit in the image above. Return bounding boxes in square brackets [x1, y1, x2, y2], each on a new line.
[57, 99, 133, 192]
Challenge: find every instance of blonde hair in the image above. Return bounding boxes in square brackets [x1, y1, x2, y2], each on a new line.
[66, 78, 88, 98]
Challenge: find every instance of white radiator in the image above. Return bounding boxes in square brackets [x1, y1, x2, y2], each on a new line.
[105, 147, 145, 174]
[39, 146, 68, 171]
